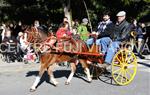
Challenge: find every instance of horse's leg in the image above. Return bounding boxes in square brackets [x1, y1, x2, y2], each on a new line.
[30, 64, 45, 91]
[79, 59, 92, 82]
[47, 64, 59, 86]
[65, 62, 76, 85]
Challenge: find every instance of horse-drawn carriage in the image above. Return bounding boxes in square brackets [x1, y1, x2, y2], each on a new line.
[23, 27, 137, 92]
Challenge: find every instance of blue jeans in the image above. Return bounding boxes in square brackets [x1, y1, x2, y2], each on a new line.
[96, 39, 101, 45]
[99, 37, 112, 54]
[86, 38, 103, 46]
[86, 38, 102, 53]
[104, 41, 121, 64]
[86, 38, 94, 46]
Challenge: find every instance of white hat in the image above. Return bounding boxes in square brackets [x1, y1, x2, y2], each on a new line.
[82, 18, 88, 23]
[116, 11, 126, 16]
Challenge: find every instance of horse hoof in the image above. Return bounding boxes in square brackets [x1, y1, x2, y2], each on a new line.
[53, 82, 58, 87]
[87, 79, 92, 83]
[29, 88, 36, 92]
[65, 82, 70, 85]
[88, 80, 92, 83]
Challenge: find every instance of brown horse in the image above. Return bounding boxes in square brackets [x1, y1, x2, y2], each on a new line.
[23, 27, 92, 92]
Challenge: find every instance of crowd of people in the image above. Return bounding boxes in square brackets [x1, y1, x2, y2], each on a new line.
[0, 10, 149, 67]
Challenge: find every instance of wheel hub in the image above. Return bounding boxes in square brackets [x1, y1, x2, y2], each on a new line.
[122, 63, 128, 69]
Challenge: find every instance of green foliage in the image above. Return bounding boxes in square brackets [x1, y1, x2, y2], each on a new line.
[0, 0, 149, 25]
[121, 0, 132, 5]
[144, 0, 150, 3]
[0, 0, 64, 24]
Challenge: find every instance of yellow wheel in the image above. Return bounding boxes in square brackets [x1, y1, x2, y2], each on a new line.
[112, 49, 137, 85]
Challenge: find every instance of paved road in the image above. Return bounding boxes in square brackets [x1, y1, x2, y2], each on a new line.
[0, 56, 150, 95]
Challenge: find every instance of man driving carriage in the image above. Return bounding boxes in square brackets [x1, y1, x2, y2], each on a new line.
[86, 11, 113, 49]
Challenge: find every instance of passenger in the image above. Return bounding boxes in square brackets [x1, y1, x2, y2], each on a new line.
[56, 22, 72, 40]
[59, 17, 69, 28]
[32, 20, 40, 33]
[77, 18, 89, 41]
[101, 11, 131, 68]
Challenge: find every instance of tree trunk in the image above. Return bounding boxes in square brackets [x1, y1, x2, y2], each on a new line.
[64, 0, 72, 29]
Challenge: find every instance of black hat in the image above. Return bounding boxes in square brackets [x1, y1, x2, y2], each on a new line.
[103, 10, 111, 16]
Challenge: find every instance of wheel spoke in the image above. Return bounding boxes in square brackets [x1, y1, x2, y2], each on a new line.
[115, 69, 123, 81]
[113, 63, 120, 67]
[121, 70, 125, 83]
[126, 69, 133, 77]
[116, 56, 122, 63]
[125, 51, 128, 63]
[124, 70, 129, 82]
[127, 65, 135, 71]
[126, 55, 133, 63]
[129, 61, 137, 65]
[127, 52, 135, 61]
[121, 51, 125, 62]
[113, 68, 121, 73]
[128, 53, 137, 63]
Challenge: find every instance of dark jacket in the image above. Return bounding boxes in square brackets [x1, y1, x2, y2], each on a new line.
[97, 22, 114, 39]
[97, 20, 131, 41]
[112, 20, 131, 41]
[97, 20, 113, 33]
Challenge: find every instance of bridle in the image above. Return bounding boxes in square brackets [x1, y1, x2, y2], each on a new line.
[24, 27, 42, 44]
[24, 27, 49, 53]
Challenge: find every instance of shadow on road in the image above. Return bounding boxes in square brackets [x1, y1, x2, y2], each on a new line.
[98, 72, 120, 86]
[26, 71, 39, 77]
[138, 62, 150, 68]
[25, 70, 71, 78]
[25, 70, 92, 89]
[25, 68, 122, 89]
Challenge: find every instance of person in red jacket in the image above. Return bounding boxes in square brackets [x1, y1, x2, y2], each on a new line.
[56, 22, 72, 40]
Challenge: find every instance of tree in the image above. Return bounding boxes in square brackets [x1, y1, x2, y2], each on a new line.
[0, 0, 149, 26]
